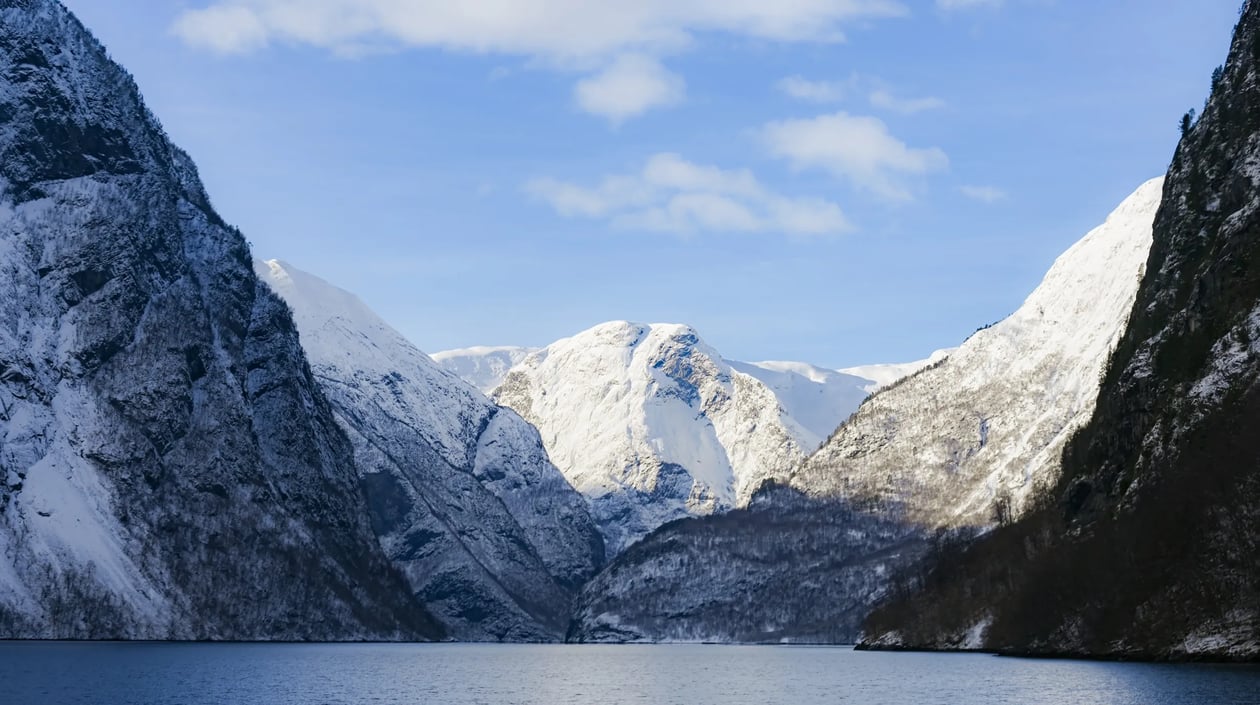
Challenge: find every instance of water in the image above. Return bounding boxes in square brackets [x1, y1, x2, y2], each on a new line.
[2, 642, 1259, 705]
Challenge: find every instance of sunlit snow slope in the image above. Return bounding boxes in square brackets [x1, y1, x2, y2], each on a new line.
[795, 177, 1165, 525]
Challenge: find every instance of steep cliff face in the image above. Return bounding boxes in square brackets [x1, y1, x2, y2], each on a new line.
[570, 180, 1161, 644]
[0, 0, 440, 639]
[862, 2, 1260, 660]
[257, 260, 603, 641]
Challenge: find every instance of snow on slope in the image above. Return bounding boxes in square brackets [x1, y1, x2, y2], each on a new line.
[492, 322, 816, 555]
[431, 346, 537, 393]
[258, 260, 484, 469]
[794, 177, 1165, 525]
[256, 259, 603, 640]
[441, 346, 939, 452]
[726, 360, 874, 448]
[839, 348, 956, 393]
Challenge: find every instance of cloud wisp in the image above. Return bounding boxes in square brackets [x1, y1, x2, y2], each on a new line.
[525, 153, 851, 236]
[937, 0, 1004, 9]
[573, 54, 685, 123]
[760, 112, 948, 201]
[869, 89, 945, 114]
[776, 75, 848, 103]
[960, 185, 1007, 203]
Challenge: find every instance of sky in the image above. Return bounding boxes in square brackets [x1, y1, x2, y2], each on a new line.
[62, 0, 1241, 368]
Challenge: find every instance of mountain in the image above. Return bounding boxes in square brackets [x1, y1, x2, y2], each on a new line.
[791, 177, 1163, 526]
[0, 0, 440, 639]
[255, 260, 603, 641]
[431, 346, 536, 394]
[861, 2, 1260, 661]
[491, 322, 859, 555]
[570, 178, 1162, 643]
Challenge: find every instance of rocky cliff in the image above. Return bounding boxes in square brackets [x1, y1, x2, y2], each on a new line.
[0, 0, 440, 640]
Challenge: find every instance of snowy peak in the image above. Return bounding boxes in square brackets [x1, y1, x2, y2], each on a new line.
[493, 320, 824, 554]
[796, 177, 1164, 525]
[431, 346, 537, 394]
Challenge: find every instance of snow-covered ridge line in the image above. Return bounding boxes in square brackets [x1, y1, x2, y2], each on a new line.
[256, 259, 603, 640]
[796, 176, 1165, 524]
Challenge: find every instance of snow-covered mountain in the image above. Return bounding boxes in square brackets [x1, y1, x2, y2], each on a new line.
[256, 260, 603, 641]
[0, 0, 440, 640]
[444, 325, 940, 555]
[793, 177, 1163, 526]
[571, 177, 1162, 643]
[431, 346, 536, 394]
[490, 322, 844, 554]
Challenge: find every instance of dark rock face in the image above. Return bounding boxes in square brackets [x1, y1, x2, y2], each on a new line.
[0, 0, 440, 640]
[861, 1, 1260, 660]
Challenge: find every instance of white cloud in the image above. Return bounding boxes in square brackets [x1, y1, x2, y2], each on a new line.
[173, 1, 906, 121]
[526, 152, 851, 236]
[172, 5, 268, 54]
[761, 112, 948, 201]
[960, 185, 1007, 203]
[936, 0, 1004, 10]
[869, 89, 945, 114]
[574, 55, 685, 123]
[173, 1, 907, 59]
[776, 75, 846, 103]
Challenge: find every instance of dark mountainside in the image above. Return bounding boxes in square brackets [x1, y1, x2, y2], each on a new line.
[0, 0, 441, 639]
[570, 486, 928, 644]
[861, 1, 1260, 660]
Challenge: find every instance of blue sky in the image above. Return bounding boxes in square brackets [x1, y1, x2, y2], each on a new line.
[64, 0, 1239, 367]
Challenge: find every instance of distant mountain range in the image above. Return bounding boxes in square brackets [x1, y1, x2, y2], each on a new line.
[436, 324, 929, 554]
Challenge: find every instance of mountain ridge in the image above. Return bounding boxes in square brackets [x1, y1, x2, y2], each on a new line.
[256, 258, 603, 641]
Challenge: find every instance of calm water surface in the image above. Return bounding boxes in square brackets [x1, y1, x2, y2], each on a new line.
[2, 642, 1259, 705]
